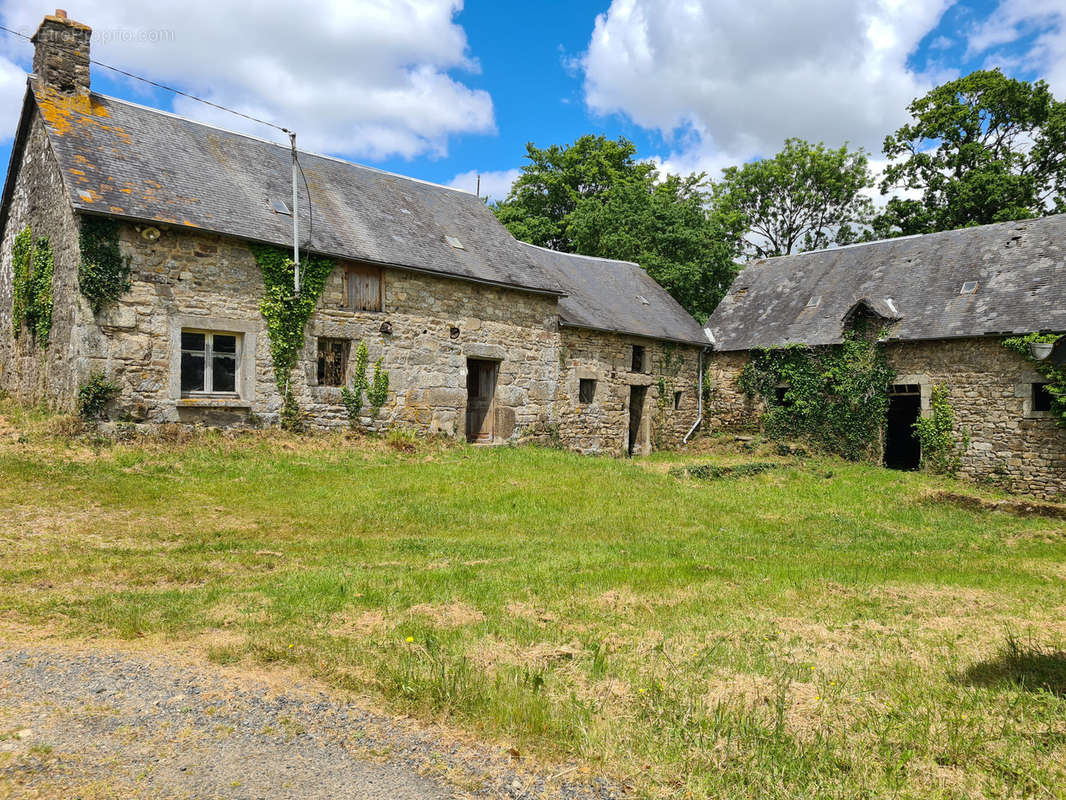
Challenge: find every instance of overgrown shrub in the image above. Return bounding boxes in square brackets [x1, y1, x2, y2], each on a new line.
[913, 385, 968, 475]
[341, 341, 390, 429]
[738, 334, 894, 461]
[77, 372, 120, 419]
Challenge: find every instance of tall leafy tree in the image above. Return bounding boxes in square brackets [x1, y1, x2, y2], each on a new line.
[493, 135, 737, 318]
[712, 138, 874, 259]
[876, 69, 1066, 237]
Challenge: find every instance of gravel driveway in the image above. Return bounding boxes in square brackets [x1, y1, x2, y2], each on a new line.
[0, 645, 621, 800]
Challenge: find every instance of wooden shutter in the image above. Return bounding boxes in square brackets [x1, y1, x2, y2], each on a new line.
[346, 265, 382, 311]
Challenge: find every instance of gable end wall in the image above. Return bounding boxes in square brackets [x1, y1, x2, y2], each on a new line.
[0, 108, 86, 408]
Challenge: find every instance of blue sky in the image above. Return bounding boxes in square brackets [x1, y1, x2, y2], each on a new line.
[1, 0, 1064, 202]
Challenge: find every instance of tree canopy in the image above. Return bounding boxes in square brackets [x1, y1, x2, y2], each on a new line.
[493, 135, 737, 319]
[712, 138, 874, 259]
[875, 69, 1066, 237]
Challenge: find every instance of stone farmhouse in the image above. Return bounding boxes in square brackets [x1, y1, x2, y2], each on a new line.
[705, 215, 1066, 497]
[0, 12, 709, 455]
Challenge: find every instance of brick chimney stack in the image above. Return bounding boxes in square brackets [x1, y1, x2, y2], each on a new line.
[32, 10, 92, 97]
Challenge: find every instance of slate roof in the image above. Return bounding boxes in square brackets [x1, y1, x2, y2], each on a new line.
[707, 214, 1066, 351]
[24, 81, 563, 295]
[519, 244, 710, 346]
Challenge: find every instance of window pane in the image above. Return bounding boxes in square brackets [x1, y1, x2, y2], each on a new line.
[1034, 383, 1052, 412]
[317, 338, 347, 386]
[631, 345, 644, 372]
[212, 356, 236, 393]
[181, 331, 205, 352]
[579, 379, 595, 404]
[213, 335, 237, 354]
[181, 353, 205, 392]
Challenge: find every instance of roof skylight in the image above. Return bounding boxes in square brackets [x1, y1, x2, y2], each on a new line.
[806, 296, 822, 308]
[960, 281, 978, 294]
[269, 198, 291, 216]
[444, 234, 465, 250]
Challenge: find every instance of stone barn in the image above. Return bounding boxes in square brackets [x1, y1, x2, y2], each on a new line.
[0, 12, 709, 455]
[705, 214, 1066, 498]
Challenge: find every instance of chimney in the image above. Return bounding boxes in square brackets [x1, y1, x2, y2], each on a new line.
[32, 10, 92, 97]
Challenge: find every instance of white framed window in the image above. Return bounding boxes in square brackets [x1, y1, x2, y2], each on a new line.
[180, 329, 241, 396]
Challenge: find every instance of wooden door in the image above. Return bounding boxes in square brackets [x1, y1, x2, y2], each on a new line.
[466, 359, 498, 442]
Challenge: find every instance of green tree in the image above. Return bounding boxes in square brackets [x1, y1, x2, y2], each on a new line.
[876, 69, 1066, 237]
[712, 138, 874, 259]
[493, 135, 737, 318]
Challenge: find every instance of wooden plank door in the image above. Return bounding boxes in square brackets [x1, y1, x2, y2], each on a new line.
[466, 359, 498, 442]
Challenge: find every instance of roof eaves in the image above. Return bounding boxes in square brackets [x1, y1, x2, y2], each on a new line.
[559, 319, 711, 347]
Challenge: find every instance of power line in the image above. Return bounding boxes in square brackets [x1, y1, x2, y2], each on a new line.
[0, 22, 288, 133]
[0, 20, 315, 255]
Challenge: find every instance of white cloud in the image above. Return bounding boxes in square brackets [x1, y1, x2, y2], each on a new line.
[447, 168, 520, 203]
[580, 0, 954, 173]
[0, 1, 493, 157]
[966, 0, 1066, 95]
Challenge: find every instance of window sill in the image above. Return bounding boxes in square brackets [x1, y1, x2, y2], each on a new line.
[176, 396, 251, 409]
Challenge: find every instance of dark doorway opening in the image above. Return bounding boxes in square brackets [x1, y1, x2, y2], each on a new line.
[628, 385, 646, 456]
[465, 359, 498, 443]
[884, 392, 921, 470]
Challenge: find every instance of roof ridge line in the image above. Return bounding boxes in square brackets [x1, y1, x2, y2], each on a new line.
[747, 216, 1050, 265]
[518, 241, 641, 267]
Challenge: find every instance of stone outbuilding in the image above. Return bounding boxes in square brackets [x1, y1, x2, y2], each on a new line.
[0, 12, 709, 455]
[705, 214, 1066, 497]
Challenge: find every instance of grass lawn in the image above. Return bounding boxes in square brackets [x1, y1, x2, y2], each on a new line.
[2, 403, 1066, 798]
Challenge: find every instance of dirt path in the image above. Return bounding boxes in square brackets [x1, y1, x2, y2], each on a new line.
[0, 645, 618, 800]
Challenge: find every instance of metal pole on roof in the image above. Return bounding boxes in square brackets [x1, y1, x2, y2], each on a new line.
[289, 131, 300, 297]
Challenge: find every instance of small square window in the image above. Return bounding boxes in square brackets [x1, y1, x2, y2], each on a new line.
[673, 391, 682, 410]
[180, 330, 240, 396]
[579, 378, 596, 404]
[317, 338, 350, 386]
[631, 345, 645, 373]
[1033, 383, 1053, 412]
[344, 265, 383, 312]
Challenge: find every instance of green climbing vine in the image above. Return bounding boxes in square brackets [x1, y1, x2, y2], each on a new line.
[341, 339, 390, 429]
[913, 384, 968, 475]
[79, 216, 131, 313]
[1002, 333, 1066, 427]
[10, 226, 55, 347]
[738, 333, 895, 461]
[249, 243, 336, 431]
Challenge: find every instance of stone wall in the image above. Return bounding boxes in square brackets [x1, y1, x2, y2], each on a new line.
[706, 340, 1066, 499]
[84, 223, 562, 440]
[0, 110, 85, 409]
[886, 338, 1066, 499]
[556, 327, 702, 455]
